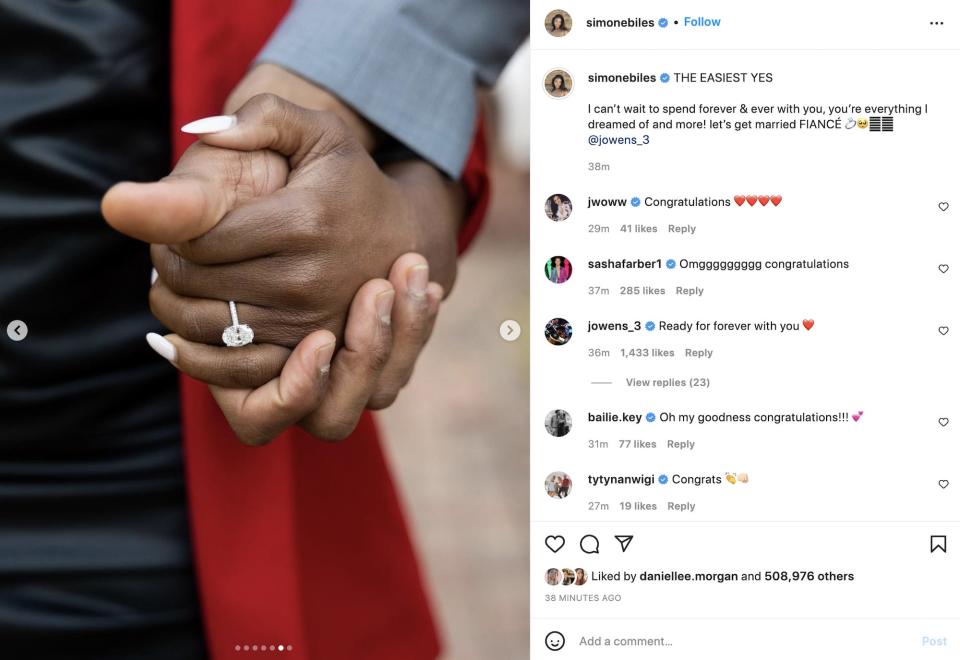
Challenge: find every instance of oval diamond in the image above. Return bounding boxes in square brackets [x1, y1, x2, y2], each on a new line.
[222, 324, 254, 347]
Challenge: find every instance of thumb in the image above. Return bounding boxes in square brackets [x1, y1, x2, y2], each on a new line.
[181, 93, 356, 167]
[102, 143, 288, 244]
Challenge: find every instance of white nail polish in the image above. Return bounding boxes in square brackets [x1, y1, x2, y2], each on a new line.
[181, 115, 236, 134]
[150, 268, 158, 285]
[146, 332, 177, 362]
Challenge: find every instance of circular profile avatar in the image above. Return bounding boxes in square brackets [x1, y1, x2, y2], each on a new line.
[544, 318, 572, 345]
[544, 567, 561, 586]
[544, 256, 571, 284]
[545, 10, 572, 37]
[544, 193, 572, 222]
[544, 69, 573, 98]
[544, 409, 572, 437]
[544, 471, 573, 499]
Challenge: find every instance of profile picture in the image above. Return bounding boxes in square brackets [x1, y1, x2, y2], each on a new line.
[575, 568, 587, 586]
[544, 256, 572, 284]
[545, 10, 572, 37]
[544, 318, 572, 346]
[545, 471, 572, 499]
[545, 568, 561, 586]
[545, 409, 572, 437]
[544, 194, 572, 222]
[561, 568, 576, 585]
[544, 69, 573, 98]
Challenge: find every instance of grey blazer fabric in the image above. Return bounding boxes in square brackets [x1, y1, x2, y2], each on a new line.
[257, 0, 528, 177]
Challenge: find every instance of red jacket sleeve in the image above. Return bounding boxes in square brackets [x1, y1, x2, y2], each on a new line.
[457, 117, 491, 254]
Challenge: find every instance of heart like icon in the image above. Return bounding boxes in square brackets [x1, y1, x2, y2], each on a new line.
[852, 411, 863, 422]
[802, 319, 815, 330]
[939, 417, 950, 427]
[746, 195, 758, 206]
[545, 535, 565, 553]
[734, 195, 745, 206]
[940, 264, 950, 274]
[758, 195, 770, 206]
[939, 326, 950, 335]
[939, 202, 949, 212]
[770, 195, 782, 206]
[939, 480, 950, 489]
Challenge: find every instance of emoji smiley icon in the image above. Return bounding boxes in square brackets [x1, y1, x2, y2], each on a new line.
[856, 117, 868, 129]
[545, 631, 566, 651]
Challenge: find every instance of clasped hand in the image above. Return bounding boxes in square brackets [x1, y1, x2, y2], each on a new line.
[103, 94, 462, 444]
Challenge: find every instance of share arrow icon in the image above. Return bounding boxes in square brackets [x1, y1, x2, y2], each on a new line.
[615, 535, 634, 552]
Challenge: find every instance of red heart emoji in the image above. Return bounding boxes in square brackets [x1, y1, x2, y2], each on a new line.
[758, 195, 770, 206]
[771, 195, 782, 206]
[734, 195, 745, 206]
[802, 319, 814, 330]
[746, 195, 757, 206]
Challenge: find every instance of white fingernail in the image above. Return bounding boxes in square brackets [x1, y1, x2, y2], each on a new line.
[150, 268, 158, 285]
[181, 115, 236, 134]
[146, 332, 177, 362]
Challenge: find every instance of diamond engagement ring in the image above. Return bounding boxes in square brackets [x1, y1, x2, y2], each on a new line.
[222, 301, 254, 347]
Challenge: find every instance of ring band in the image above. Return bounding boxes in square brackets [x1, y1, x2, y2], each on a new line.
[222, 300, 254, 347]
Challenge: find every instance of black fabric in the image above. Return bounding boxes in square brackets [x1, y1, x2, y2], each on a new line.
[0, 1, 205, 657]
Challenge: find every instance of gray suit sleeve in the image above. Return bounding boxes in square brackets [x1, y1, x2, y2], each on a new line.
[256, 0, 528, 178]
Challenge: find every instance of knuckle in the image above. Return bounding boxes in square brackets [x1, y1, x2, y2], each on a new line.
[230, 413, 282, 446]
[282, 280, 316, 309]
[235, 425, 272, 447]
[367, 341, 392, 373]
[309, 110, 356, 157]
[249, 149, 285, 196]
[278, 270, 327, 311]
[316, 110, 349, 139]
[249, 92, 284, 118]
[367, 389, 399, 411]
[289, 219, 322, 247]
[172, 241, 199, 264]
[397, 365, 417, 389]
[229, 150, 252, 198]
[182, 310, 208, 343]
[316, 109, 345, 130]
[149, 288, 196, 339]
[402, 309, 431, 340]
[297, 202, 329, 240]
[317, 415, 359, 442]
[159, 250, 188, 292]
